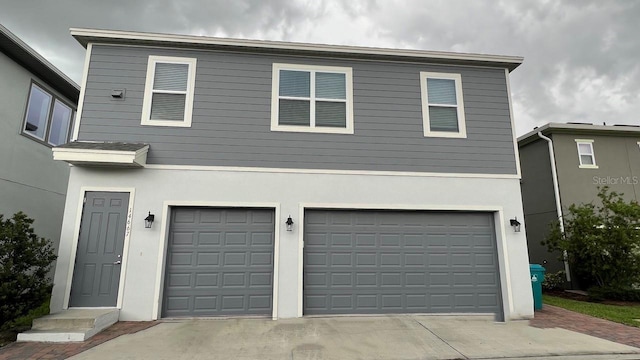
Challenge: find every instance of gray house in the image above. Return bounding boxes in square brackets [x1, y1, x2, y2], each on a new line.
[0, 24, 78, 260]
[518, 122, 640, 285]
[48, 28, 534, 325]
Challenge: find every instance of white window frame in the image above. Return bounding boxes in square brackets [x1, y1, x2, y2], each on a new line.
[270, 63, 354, 134]
[575, 139, 598, 168]
[420, 72, 466, 138]
[141, 55, 197, 127]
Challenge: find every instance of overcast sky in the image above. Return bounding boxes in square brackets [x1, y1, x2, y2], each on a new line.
[1, 0, 638, 135]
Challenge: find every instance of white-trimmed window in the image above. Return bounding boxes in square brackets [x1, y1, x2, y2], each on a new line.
[22, 82, 75, 146]
[575, 139, 597, 168]
[271, 63, 353, 134]
[420, 72, 466, 138]
[141, 56, 197, 127]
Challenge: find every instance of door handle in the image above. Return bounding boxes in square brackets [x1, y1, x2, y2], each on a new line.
[114, 260, 121, 265]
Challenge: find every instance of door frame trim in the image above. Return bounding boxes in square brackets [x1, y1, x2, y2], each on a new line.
[63, 187, 136, 309]
[297, 203, 513, 320]
[152, 201, 281, 320]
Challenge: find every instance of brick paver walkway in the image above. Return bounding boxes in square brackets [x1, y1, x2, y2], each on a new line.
[530, 304, 640, 348]
[0, 321, 157, 360]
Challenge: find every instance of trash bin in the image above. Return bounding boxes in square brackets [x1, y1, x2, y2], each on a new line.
[529, 264, 546, 310]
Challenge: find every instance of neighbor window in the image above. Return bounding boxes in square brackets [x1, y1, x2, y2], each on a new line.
[22, 82, 74, 146]
[575, 139, 597, 168]
[141, 56, 197, 127]
[420, 72, 466, 138]
[271, 63, 353, 134]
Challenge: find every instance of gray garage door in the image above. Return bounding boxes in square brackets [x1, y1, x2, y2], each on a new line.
[304, 210, 501, 315]
[162, 208, 274, 317]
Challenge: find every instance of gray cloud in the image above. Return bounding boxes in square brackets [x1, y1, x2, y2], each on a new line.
[1, 0, 638, 135]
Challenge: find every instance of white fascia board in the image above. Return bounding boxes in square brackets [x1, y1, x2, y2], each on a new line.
[52, 146, 149, 167]
[69, 28, 523, 69]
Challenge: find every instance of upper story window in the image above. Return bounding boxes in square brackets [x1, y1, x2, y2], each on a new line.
[575, 139, 598, 168]
[420, 72, 466, 138]
[22, 82, 74, 146]
[141, 56, 197, 127]
[271, 63, 354, 134]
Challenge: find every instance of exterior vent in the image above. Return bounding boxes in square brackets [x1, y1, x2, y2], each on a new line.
[567, 122, 593, 125]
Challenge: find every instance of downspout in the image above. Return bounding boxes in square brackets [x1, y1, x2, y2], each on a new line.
[537, 132, 571, 282]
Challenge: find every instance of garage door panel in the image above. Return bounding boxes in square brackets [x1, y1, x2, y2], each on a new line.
[174, 210, 197, 223]
[355, 234, 376, 246]
[196, 252, 220, 266]
[162, 208, 274, 317]
[303, 210, 501, 315]
[330, 234, 352, 246]
[197, 232, 221, 245]
[172, 232, 196, 245]
[224, 233, 248, 246]
[195, 273, 219, 287]
[251, 233, 273, 245]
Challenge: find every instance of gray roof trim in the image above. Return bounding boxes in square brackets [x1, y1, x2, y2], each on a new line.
[518, 122, 640, 146]
[0, 24, 79, 102]
[70, 28, 523, 71]
[56, 141, 149, 151]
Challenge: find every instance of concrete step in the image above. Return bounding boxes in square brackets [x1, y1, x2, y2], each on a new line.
[17, 308, 119, 343]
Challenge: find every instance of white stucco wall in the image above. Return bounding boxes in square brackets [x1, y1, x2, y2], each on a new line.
[50, 166, 534, 321]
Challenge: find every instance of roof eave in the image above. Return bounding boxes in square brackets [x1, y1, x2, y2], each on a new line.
[0, 24, 79, 102]
[518, 122, 640, 146]
[70, 28, 523, 71]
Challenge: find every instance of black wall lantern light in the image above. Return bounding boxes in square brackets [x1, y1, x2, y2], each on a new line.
[285, 215, 294, 231]
[144, 212, 155, 229]
[510, 217, 521, 232]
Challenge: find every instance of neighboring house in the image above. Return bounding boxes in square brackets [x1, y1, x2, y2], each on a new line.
[518, 122, 640, 285]
[50, 28, 533, 322]
[0, 24, 79, 265]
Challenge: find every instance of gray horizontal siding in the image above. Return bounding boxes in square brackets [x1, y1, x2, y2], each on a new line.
[78, 45, 517, 174]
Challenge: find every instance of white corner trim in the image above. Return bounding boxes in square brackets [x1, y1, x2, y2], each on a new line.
[270, 63, 354, 135]
[52, 146, 149, 167]
[272, 206, 281, 320]
[504, 69, 522, 178]
[72, 43, 92, 141]
[420, 72, 467, 138]
[152, 201, 281, 320]
[141, 55, 197, 128]
[495, 209, 515, 319]
[143, 164, 520, 180]
[63, 187, 136, 310]
[296, 204, 304, 318]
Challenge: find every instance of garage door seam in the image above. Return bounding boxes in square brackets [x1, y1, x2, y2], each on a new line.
[410, 317, 468, 359]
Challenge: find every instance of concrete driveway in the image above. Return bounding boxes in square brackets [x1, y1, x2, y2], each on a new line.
[69, 315, 640, 360]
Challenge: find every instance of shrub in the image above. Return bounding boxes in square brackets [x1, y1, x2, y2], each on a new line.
[0, 212, 57, 330]
[588, 286, 640, 302]
[542, 270, 566, 292]
[543, 187, 640, 289]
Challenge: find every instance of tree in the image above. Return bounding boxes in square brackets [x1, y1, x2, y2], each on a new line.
[0, 212, 57, 329]
[544, 187, 640, 289]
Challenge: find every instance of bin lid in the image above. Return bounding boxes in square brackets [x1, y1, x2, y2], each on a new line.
[529, 264, 546, 271]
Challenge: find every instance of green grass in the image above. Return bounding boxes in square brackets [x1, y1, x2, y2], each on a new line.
[544, 294, 640, 327]
[0, 300, 51, 347]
